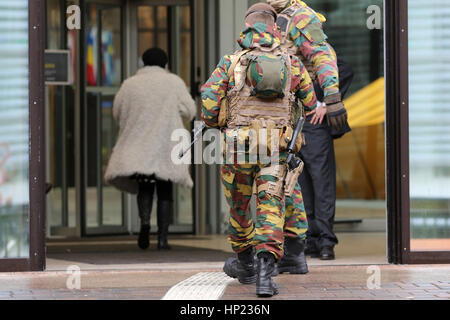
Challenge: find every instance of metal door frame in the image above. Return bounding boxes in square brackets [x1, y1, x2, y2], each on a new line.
[45, 0, 82, 239]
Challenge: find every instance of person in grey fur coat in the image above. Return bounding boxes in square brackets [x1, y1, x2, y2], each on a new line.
[104, 48, 196, 250]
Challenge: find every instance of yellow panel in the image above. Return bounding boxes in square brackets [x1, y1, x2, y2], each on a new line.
[344, 77, 385, 128]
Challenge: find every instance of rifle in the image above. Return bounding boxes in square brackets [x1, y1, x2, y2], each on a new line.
[178, 122, 207, 159]
[178, 117, 304, 163]
[286, 115, 305, 171]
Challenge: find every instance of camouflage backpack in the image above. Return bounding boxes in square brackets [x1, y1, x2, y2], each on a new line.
[246, 52, 288, 99]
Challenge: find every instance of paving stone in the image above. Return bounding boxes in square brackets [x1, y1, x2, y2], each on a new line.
[1, 265, 449, 300]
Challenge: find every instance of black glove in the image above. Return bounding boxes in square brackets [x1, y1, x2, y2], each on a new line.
[325, 93, 348, 132]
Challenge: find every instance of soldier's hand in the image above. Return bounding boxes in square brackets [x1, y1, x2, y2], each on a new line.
[309, 104, 327, 125]
[324, 93, 348, 132]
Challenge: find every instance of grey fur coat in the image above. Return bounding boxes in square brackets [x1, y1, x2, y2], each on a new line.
[104, 66, 196, 194]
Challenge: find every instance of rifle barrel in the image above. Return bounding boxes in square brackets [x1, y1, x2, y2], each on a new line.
[178, 123, 206, 159]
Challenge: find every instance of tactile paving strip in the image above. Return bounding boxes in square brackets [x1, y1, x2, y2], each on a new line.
[161, 272, 235, 300]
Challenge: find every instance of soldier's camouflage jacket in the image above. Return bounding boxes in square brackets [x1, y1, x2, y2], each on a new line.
[280, 0, 339, 106]
[201, 21, 317, 128]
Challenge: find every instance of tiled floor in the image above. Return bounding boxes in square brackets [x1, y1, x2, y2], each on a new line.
[45, 232, 387, 272]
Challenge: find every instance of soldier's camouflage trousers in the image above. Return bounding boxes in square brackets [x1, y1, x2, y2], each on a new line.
[221, 163, 283, 259]
[221, 163, 308, 260]
[284, 182, 308, 240]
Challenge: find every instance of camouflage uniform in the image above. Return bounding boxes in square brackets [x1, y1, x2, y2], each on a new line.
[272, 0, 344, 256]
[201, 22, 316, 260]
[264, 0, 340, 244]
[284, 181, 308, 240]
[276, 0, 340, 102]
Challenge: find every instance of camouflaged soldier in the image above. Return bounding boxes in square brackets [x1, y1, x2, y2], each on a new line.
[201, 3, 317, 297]
[268, 0, 348, 261]
[268, 0, 343, 122]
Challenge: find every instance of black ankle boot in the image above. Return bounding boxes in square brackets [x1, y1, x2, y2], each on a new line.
[138, 224, 150, 250]
[137, 181, 153, 250]
[223, 247, 257, 284]
[275, 238, 308, 275]
[256, 252, 279, 297]
[157, 201, 172, 250]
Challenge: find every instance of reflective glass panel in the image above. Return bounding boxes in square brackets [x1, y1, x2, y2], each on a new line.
[312, 0, 386, 228]
[0, 0, 30, 258]
[408, 0, 450, 251]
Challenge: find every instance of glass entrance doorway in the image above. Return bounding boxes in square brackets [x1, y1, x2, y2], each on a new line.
[45, 0, 195, 238]
[132, 1, 194, 234]
[84, 2, 125, 234]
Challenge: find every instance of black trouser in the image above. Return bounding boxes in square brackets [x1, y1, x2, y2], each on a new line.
[298, 116, 338, 249]
[135, 174, 173, 226]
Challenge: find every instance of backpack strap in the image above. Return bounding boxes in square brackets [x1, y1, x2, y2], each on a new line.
[228, 49, 253, 94]
[227, 49, 252, 79]
[276, 4, 299, 38]
[283, 53, 292, 95]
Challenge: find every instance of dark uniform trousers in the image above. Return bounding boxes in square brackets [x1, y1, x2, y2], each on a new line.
[298, 115, 338, 250]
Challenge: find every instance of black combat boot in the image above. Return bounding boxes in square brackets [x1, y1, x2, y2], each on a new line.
[157, 200, 172, 250]
[223, 247, 257, 284]
[273, 238, 308, 275]
[256, 252, 279, 297]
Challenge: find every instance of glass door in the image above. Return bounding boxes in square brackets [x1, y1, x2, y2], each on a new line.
[134, 1, 194, 233]
[407, 0, 450, 258]
[83, 2, 126, 235]
[386, 0, 450, 264]
[292, 0, 387, 262]
[0, 0, 31, 265]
